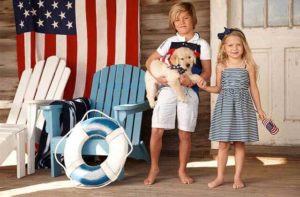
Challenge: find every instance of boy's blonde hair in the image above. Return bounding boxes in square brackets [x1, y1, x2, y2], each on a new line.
[217, 28, 258, 73]
[169, 2, 197, 32]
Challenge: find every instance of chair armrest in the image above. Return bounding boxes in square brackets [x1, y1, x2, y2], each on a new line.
[40, 105, 63, 137]
[113, 101, 150, 125]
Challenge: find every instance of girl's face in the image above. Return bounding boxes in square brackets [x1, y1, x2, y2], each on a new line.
[174, 11, 194, 36]
[224, 35, 244, 60]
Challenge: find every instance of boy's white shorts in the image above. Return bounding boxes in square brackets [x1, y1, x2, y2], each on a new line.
[151, 87, 199, 132]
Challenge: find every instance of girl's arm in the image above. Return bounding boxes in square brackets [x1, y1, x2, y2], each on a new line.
[180, 59, 212, 87]
[248, 64, 267, 120]
[198, 64, 222, 93]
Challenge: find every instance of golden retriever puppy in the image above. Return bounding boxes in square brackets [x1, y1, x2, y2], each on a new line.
[145, 47, 200, 108]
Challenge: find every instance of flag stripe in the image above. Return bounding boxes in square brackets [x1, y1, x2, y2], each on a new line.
[106, 0, 116, 66]
[44, 34, 56, 58]
[16, 34, 25, 78]
[24, 32, 31, 69]
[36, 32, 45, 61]
[73, 0, 88, 97]
[30, 32, 36, 67]
[96, 0, 108, 71]
[64, 35, 77, 99]
[84, 0, 97, 97]
[56, 35, 67, 60]
[126, 0, 139, 65]
[115, 0, 126, 64]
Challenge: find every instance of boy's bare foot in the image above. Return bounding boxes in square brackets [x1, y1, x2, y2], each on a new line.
[208, 178, 224, 188]
[233, 178, 245, 189]
[178, 171, 194, 184]
[144, 168, 159, 185]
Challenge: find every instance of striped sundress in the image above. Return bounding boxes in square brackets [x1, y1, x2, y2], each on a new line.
[209, 68, 258, 142]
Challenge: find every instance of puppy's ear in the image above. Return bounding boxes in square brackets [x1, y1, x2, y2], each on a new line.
[170, 53, 179, 65]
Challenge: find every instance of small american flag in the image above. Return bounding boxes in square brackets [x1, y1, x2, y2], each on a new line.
[262, 118, 279, 135]
[13, 0, 139, 98]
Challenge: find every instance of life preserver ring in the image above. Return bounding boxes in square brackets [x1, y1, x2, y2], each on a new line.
[63, 117, 129, 187]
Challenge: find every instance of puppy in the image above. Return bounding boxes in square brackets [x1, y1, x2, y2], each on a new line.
[145, 47, 200, 108]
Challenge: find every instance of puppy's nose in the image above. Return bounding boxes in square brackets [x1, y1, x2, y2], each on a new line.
[186, 64, 191, 68]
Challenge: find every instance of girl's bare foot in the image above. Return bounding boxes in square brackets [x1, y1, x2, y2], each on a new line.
[233, 178, 245, 189]
[178, 171, 194, 184]
[144, 168, 159, 185]
[208, 177, 224, 188]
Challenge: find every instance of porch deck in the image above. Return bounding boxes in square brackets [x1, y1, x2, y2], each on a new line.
[1, 147, 299, 197]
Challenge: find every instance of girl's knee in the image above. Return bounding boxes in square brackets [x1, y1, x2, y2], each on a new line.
[219, 142, 230, 150]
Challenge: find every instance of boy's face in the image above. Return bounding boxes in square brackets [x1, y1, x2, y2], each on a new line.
[174, 11, 194, 36]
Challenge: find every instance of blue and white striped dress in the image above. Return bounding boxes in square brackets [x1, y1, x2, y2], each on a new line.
[209, 68, 258, 142]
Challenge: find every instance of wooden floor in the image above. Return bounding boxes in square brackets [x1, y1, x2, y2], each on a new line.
[1, 149, 299, 197]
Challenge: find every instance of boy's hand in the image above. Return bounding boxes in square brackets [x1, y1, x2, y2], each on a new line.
[179, 74, 193, 87]
[156, 76, 168, 85]
[197, 77, 207, 89]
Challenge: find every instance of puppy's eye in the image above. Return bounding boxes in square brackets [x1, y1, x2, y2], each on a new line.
[180, 58, 184, 61]
[188, 56, 191, 59]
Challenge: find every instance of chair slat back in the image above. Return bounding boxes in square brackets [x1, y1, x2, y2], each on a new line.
[89, 64, 146, 144]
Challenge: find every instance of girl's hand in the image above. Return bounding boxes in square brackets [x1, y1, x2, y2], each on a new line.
[179, 74, 193, 87]
[156, 75, 168, 85]
[258, 109, 267, 120]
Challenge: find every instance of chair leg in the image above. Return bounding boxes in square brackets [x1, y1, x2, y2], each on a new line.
[129, 141, 150, 162]
[51, 153, 62, 177]
[117, 168, 125, 180]
[16, 131, 26, 178]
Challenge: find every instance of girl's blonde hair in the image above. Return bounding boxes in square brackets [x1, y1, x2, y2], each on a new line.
[168, 2, 197, 32]
[217, 28, 258, 73]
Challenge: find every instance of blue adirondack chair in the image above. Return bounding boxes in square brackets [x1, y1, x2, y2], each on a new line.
[42, 64, 150, 177]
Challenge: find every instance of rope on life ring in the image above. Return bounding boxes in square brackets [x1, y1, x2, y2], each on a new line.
[55, 110, 133, 188]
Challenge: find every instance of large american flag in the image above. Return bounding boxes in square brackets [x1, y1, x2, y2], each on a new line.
[13, 0, 139, 98]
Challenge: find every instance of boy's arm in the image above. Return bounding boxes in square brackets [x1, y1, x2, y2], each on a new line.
[145, 51, 161, 71]
[199, 59, 212, 81]
[248, 65, 266, 120]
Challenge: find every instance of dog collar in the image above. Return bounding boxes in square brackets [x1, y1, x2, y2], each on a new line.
[168, 64, 187, 75]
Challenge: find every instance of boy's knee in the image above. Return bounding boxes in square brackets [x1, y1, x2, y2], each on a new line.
[178, 130, 191, 141]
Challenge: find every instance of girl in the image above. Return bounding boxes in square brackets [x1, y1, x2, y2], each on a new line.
[198, 27, 266, 189]
[144, 2, 211, 185]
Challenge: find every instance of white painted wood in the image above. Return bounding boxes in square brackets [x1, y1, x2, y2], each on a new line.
[0, 56, 71, 178]
[210, 0, 228, 149]
[6, 69, 32, 124]
[210, 0, 300, 146]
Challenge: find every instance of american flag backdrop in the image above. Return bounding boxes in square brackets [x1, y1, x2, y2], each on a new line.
[13, 0, 140, 98]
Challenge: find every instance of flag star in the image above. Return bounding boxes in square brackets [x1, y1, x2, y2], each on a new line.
[66, 21, 73, 29]
[65, 1, 72, 10]
[52, 20, 59, 29]
[52, 1, 59, 9]
[37, 0, 44, 8]
[45, 10, 52, 19]
[23, 9, 30, 18]
[19, 20, 24, 28]
[30, 8, 37, 16]
[59, 11, 66, 20]
[17, 2, 24, 10]
[36, 19, 44, 27]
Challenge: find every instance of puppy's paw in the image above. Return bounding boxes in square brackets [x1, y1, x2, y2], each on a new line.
[149, 100, 157, 108]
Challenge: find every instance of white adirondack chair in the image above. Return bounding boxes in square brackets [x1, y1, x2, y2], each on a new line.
[0, 56, 71, 178]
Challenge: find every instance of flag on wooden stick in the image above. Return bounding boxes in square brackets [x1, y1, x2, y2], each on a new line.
[13, 0, 139, 98]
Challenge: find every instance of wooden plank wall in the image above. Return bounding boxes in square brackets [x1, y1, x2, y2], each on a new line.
[0, 0, 17, 121]
[0, 0, 211, 154]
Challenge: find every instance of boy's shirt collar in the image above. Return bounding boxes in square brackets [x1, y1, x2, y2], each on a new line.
[176, 32, 200, 42]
